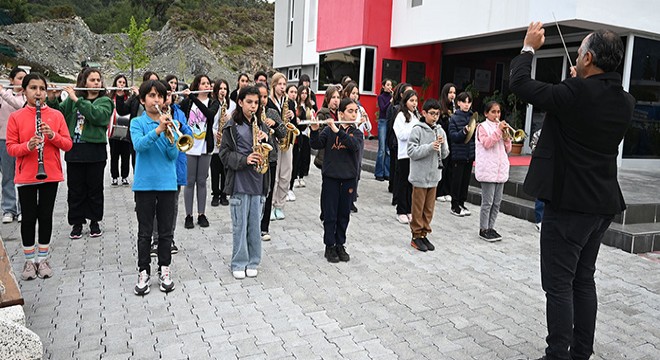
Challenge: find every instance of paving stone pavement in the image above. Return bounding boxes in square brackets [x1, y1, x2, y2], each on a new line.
[2, 164, 659, 360]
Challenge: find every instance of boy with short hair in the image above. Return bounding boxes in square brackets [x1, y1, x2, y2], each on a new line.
[130, 80, 179, 295]
[407, 99, 449, 251]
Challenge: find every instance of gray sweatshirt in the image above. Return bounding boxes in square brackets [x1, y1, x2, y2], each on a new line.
[407, 120, 450, 188]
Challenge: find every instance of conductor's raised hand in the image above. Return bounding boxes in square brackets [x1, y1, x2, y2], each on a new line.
[524, 21, 545, 51]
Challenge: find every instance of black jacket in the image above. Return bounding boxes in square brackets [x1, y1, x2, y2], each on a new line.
[510, 52, 635, 215]
[448, 109, 475, 161]
[310, 125, 363, 180]
[180, 95, 220, 154]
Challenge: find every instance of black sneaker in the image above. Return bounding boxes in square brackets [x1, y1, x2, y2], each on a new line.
[89, 221, 102, 237]
[184, 215, 194, 229]
[460, 205, 471, 216]
[220, 195, 229, 206]
[211, 195, 220, 207]
[336, 245, 350, 262]
[324, 245, 340, 263]
[479, 229, 498, 242]
[197, 214, 209, 228]
[170, 241, 178, 254]
[150, 242, 158, 257]
[411, 237, 428, 252]
[69, 224, 83, 239]
[488, 229, 503, 241]
[421, 237, 435, 251]
[350, 204, 358, 213]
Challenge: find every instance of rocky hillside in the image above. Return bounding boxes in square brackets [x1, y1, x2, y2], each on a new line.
[0, 15, 273, 84]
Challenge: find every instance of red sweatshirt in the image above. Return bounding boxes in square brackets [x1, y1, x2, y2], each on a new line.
[6, 104, 73, 184]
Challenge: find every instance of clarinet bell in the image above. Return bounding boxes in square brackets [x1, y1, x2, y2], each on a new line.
[36, 163, 48, 180]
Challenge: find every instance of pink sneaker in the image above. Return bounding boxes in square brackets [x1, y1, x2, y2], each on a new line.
[21, 261, 37, 280]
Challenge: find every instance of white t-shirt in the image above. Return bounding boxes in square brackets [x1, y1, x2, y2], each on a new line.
[187, 98, 210, 156]
[393, 110, 420, 160]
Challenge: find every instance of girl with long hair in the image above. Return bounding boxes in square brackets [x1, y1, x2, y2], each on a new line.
[393, 89, 420, 224]
[108, 74, 132, 186]
[210, 79, 235, 207]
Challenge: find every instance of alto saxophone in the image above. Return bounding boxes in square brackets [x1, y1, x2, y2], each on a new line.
[279, 98, 300, 151]
[216, 101, 227, 148]
[252, 112, 272, 174]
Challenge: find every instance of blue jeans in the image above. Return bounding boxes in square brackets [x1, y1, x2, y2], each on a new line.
[229, 193, 264, 271]
[0, 140, 20, 216]
[375, 118, 390, 178]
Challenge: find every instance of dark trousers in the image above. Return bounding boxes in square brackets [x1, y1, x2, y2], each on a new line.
[210, 153, 226, 197]
[67, 161, 106, 225]
[389, 146, 397, 196]
[260, 162, 277, 232]
[436, 156, 452, 197]
[17, 182, 58, 247]
[290, 135, 310, 189]
[450, 159, 472, 211]
[109, 139, 131, 179]
[321, 176, 356, 246]
[395, 158, 412, 215]
[135, 191, 176, 274]
[541, 206, 613, 360]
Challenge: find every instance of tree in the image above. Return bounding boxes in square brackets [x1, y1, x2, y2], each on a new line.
[0, 0, 30, 23]
[114, 16, 150, 85]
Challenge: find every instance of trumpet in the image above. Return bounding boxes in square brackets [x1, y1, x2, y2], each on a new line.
[501, 120, 527, 142]
[154, 105, 194, 152]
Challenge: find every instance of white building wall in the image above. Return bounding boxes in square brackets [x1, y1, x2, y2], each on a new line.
[391, 0, 660, 47]
[273, 0, 319, 75]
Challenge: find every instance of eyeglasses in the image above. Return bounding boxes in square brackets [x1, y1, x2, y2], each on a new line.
[427, 111, 440, 117]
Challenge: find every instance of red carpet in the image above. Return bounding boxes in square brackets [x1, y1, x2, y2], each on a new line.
[508, 155, 531, 167]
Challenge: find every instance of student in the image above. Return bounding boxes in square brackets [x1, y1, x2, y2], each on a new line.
[230, 73, 250, 103]
[256, 83, 286, 241]
[0, 67, 27, 224]
[284, 84, 299, 202]
[407, 99, 449, 252]
[314, 85, 341, 222]
[386, 83, 413, 205]
[342, 82, 367, 213]
[309, 98, 363, 263]
[436, 83, 456, 202]
[448, 92, 476, 217]
[297, 74, 317, 111]
[47, 67, 114, 239]
[179, 74, 219, 228]
[290, 85, 313, 189]
[266, 73, 295, 220]
[393, 89, 420, 224]
[254, 71, 268, 86]
[375, 78, 393, 182]
[150, 80, 192, 256]
[107, 74, 132, 186]
[130, 80, 178, 295]
[475, 101, 511, 242]
[219, 86, 274, 279]
[210, 79, 235, 207]
[7, 72, 72, 280]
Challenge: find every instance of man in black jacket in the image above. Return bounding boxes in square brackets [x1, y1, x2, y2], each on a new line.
[510, 22, 635, 360]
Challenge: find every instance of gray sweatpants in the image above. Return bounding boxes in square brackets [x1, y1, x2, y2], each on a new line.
[480, 182, 504, 230]
[184, 154, 212, 215]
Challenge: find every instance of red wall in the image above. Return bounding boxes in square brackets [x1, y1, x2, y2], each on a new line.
[316, 0, 443, 137]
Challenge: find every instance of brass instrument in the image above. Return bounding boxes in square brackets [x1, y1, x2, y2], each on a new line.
[155, 105, 194, 152]
[35, 99, 48, 180]
[279, 98, 300, 151]
[501, 120, 527, 143]
[216, 101, 228, 148]
[464, 112, 478, 144]
[252, 113, 272, 174]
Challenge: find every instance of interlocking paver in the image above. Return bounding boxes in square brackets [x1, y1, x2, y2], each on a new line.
[2, 157, 658, 359]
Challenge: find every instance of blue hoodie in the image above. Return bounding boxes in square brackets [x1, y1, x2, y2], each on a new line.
[171, 104, 192, 186]
[130, 111, 178, 191]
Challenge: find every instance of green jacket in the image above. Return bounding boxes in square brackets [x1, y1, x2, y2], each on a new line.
[47, 96, 114, 143]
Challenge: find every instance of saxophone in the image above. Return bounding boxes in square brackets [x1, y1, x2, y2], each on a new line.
[252, 112, 272, 174]
[279, 98, 300, 151]
[216, 101, 227, 148]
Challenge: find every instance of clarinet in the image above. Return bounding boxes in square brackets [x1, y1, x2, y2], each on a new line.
[35, 99, 48, 180]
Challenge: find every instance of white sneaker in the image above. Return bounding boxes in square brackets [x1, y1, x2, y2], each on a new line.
[294, 179, 302, 188]
[2, 213, 13, 223]
[535, 222, 542, 232]
[17, 214, 21, 222]
[407, 214, 413, 222]
[450, 208, 464, 217]
[233, 270, 246, 279]
[158, 266, 175, 292]
[134, 270, 151, 295]
[436, 196, 447, 202]
[246, 269, 258, 278]
[299, 179, 306, 187]
[287, 190, 296, 201]
[270, 211, 276, 221]
[261, 231, 271, 241]
[397, 214, 409, 224]
[460, 205, 471, 216]
[445, 195, 452, 202]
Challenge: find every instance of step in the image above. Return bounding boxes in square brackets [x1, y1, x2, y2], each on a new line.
[602, 222, 660, 254]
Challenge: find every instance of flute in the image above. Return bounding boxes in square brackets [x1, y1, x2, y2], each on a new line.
[298, 119, 361, 125]
[173, 90, 213, 95]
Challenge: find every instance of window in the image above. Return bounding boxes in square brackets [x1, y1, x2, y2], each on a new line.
[318, 46, 376, 93]
[313, 64, 319, 81]
[307, 0, 317, 42]
[287, 67, 301, 82]
[382, 59, 402, 85]
[287, 0, 295, 46]
[411, 0, 423, 7]
[624, 36, 660, 159]
[406, 61, 426, 86]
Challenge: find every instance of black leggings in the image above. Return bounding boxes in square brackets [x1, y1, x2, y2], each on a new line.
[18, 182, 58, 247]
[109, 139, 132, 179]
[210, 153, 226, 197]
